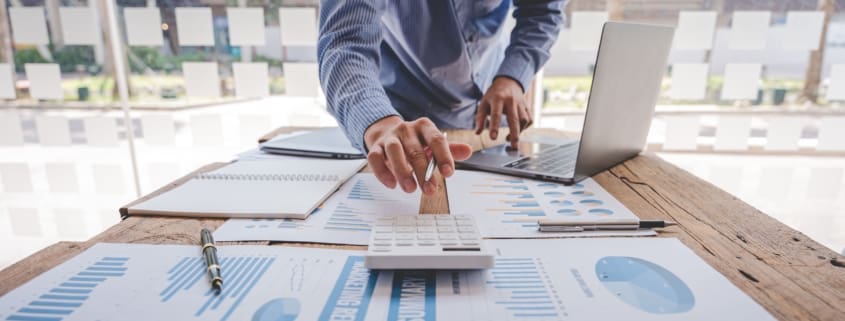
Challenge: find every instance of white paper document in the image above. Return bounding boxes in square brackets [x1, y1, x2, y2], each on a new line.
[0, 238, 775, 321]
[214, 173, 421, 244]
[448, 170, 654, 238]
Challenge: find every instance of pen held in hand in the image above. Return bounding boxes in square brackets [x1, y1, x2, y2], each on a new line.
[424, 132, 447, 182]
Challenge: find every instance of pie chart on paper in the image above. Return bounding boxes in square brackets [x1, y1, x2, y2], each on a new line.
[595, 256, 695, 314]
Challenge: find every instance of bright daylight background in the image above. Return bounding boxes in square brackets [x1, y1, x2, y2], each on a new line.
[1, 0, 844, 270]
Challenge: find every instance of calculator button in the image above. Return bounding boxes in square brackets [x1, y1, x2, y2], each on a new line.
[458, 226, 476, 233]
[439, 240, 458, 246]
[372, 247, 391, 252]
[416, 220, 435, 226]
[456, 220, 474, 226]
[396, 226, 414, 233]
[453, 214, 472, 219]
[418, 233, 436, 240]
[417, 239, 436, 246]
[396, 240, 414, 246]
[373, 241, 392, 247]
[374, 234, 392, 240]
[459, 233, 477, 240]
[417, 226, 436, 233]
[437, 226, 456, 233]
[395, 221, 415, 226]
[395, 233, 415, 240]
[417, 215, 436, 220]
[439, 233, 457, 240]
[436, 220, 455, 226]
[374, 226, 393, 233]
[434, 214, 451, 220]
[461, 240, 480, 246]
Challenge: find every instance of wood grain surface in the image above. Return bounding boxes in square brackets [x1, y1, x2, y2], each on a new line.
[0, 127, 842, 321]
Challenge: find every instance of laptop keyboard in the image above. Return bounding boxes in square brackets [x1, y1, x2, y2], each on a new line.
[504, 143, 579, 174]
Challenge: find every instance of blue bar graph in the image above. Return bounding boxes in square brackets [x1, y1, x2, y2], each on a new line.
[159, 256, 276, 321]
[7, 257, 129, 321]
[324, 202, 373, 232]
[485, 258, 563, 320]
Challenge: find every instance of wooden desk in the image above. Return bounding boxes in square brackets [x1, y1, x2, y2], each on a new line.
[1, 128, 843, 321]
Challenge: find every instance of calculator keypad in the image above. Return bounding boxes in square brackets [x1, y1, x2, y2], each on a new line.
[370, 214, 481, 250]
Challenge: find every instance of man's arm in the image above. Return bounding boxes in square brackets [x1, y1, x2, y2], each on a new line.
[317, 0, 398, 151]
[476, 0, 566, 147]
[497, 0, 565, 91]
[318, 0, 471, 195]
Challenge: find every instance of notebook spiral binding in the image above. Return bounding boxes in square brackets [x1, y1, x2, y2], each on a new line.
[194, 173, 340, 181]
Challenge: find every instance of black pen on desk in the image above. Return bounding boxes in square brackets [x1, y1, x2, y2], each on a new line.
[201, 228, 223, 293]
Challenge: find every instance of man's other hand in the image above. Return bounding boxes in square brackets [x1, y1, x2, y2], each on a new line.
[364, 116, 472, 195]
[475, 77, 533, 148]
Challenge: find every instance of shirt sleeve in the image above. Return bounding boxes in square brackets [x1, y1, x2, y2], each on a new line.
[495, 0, 566, 92]
[318, 0, 401, 151]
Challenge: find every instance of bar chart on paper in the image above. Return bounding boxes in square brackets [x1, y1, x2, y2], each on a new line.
[482, 258, 565, 321]
[447, 171, 651, 238]
[213, 173, 421, 244]
[2, 256, 129, 321]
[0, 243, 372, 321]
[159, 256, 276, 321]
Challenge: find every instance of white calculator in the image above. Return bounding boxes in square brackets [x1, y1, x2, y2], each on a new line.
[364, 214, 495, 270]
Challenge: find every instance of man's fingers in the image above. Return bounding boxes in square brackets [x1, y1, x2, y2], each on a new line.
[475, 101, 489, 134]
[489, 101, 503, 140]
[506, 102, 521, 148]
[400, 124, 433, 194]
[419, 125, 454, 179]
[384, 137, 416, 193]
[367, 145, 396, 189]
[449, 143, 473, 161]
[518, 105, 532, 130]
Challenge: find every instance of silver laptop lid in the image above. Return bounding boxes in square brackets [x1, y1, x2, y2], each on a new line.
[573, 22, 674, 181]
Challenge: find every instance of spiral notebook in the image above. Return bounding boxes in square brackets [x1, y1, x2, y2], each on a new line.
[127, 157, 367, 219]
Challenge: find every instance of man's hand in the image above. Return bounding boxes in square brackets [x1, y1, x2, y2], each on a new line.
[475, 77, 533, 148]
[364, 116, 472, 195]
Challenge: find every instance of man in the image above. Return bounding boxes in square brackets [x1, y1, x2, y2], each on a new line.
[318, 0, 564, 195]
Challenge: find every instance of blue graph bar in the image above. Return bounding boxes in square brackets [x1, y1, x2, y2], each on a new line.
[59, 282, 97, 288]
[28, 301, 82, 308]
[506, 306, 556, 310]
[493, 285, 546, 289]
[513, 313, 559, 318]
[50, 288, 92, 294]
[496, 300, 552, 304]
[101, 257, 129, 262]
[503, 211, 545, 216]
[324, 226, 371, 232]
[93, 261, 124, 267]
[38, 294, 87, 301]
[86, 266, 127, 272]
[512, 290, 547, 294]
[17, 307, 73, 315]
[486, 280, 544, 284]
[511, 295, 550, 299]
[68, 277, 105, 282]
[77, 272, 124, 277]
[6, 315, 63, 321]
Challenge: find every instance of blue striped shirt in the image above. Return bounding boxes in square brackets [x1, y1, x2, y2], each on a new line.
[318, 0, 565, 150]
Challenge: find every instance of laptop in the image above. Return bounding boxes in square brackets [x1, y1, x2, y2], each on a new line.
[458, 22, 674, 184]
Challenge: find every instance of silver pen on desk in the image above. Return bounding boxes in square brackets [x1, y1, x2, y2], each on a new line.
[513, 218, 677, 232]
[424, 132, 447, 182]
